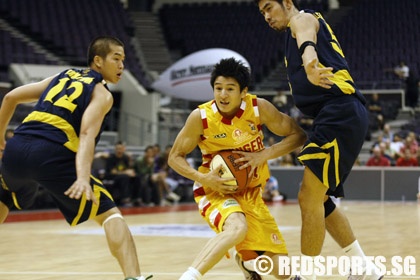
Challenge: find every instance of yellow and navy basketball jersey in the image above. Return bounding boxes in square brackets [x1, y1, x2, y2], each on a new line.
[285, 10, 366, 117]
[14, 69, 106, 152]
[197, 94, 270, 188]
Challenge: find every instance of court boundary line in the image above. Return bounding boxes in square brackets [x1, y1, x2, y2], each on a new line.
[0, 271, 418, 279]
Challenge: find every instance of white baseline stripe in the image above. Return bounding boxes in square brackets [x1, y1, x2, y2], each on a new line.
[0, 271, 240, 276]
[0, 271, 418, 278]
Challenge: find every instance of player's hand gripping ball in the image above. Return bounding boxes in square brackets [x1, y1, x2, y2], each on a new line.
[210, 150, 251, 192]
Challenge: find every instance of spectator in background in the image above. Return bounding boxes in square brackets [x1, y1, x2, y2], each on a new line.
[366, 146, 391, 167]
[380, 123, 393, 144]
[266, 136, 282, 166]
[396, 149, 418, 167]
[289, 105, 313, 132]
[279, 153, 296, 167]
[152, 144, 180, 206]
[152, 143, 161, 157]
[105, 141, 137, 207]
[390, 134, 405, 160]
[266, 135, 276, 147]
[272, 91, 290, 114]
[134, 145, 159, 206]
[394, 61, 410, 81]
[393, 61, 410, 81]
[370, 134, 384, 154]
[262, 176, 285, 202]
[378, 141, 395, 166]
[402, 132, 419, 157]
[367, 93, 384, 131]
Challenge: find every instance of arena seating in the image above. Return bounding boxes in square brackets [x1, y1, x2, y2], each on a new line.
[0, 0, 151, 88]
[0, 29, 56, 81]
[334, 0, 420, 88]
[158, 0, 418, 90]
[1, 0, 417, 91]
[159, 1, 328, 86]
[159, 2, 276, 85]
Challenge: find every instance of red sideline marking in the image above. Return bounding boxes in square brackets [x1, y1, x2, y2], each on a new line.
[5, 209, 65, 223]
[4, 203, 199, 223]
[4, 201, 293, 223]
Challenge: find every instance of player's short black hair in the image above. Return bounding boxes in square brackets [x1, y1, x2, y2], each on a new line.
[253, 0, 300, 10]
[87, 36, 124, 66]
[210, 58, 251, 91]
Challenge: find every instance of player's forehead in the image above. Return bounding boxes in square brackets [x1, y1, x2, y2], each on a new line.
[108, 44, 125, 58]
[214, 76, 239, 87]
[258, 0, 275, 11]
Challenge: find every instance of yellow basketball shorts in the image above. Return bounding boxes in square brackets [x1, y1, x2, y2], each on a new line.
[194, 184, 288, 256]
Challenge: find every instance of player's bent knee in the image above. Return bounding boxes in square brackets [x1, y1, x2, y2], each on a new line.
[324, 197, 336, 218]
[223, 213, 248, 242]
[102, 213, 124, 228]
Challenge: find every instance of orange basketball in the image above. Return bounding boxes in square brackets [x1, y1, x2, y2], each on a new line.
[210, 150, 251, 192]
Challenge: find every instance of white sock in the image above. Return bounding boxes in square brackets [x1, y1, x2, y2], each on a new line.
[301, 255, 317, 280]
[179, 267, 203, 280]
[243, 259, 256, 271]
[344, 240, 379, 276]
[344, 240, 367, 274]
[344, 240, 365, 258]
[344, 240, 368, 269]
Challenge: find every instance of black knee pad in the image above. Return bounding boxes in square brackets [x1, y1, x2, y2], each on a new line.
[324, 197, 336, 218]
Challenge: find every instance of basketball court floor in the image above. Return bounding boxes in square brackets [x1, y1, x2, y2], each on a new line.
[1, 200, 419, 280]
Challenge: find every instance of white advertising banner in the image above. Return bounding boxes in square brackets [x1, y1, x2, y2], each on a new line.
[152, 48, 250, 101]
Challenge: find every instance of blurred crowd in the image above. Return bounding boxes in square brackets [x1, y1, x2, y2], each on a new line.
[93, 142, 194, 207]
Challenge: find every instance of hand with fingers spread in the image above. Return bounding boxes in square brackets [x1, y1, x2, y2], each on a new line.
[305, 58, 334, 89]
[232, 150, 264, 179]
[64, 179, 98, 205]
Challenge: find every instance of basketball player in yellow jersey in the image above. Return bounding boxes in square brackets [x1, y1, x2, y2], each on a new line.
[168, 58, 307, 280]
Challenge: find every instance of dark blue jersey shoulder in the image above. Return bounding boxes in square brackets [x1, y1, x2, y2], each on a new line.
[14, 69, 107, 152]
[285, 9, 365, 117]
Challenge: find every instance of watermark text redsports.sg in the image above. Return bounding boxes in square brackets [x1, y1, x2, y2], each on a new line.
[253, 255, 416, 277]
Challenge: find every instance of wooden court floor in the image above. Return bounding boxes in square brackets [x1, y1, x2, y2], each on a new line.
[0, 200, 419, 280]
